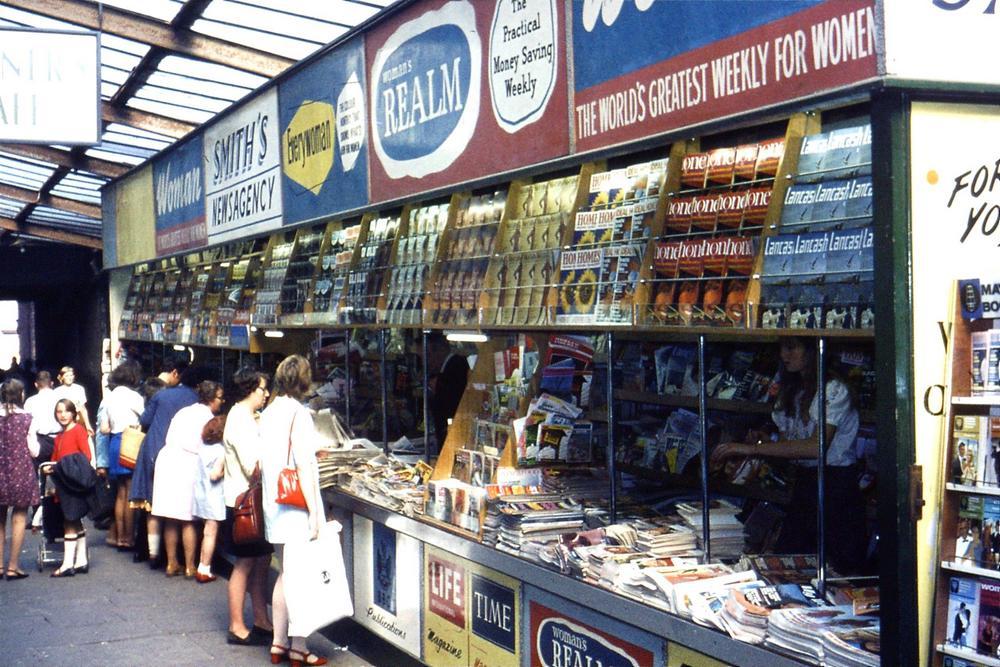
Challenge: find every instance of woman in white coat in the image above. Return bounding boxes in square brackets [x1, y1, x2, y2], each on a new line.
[259, 355, 327, 667]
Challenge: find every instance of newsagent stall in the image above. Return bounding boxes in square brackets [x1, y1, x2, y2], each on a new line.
[100, 1, 1000, 665]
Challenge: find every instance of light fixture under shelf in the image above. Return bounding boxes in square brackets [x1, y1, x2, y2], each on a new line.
[263, 330, 285, 339]
[445, 331, 488, 343]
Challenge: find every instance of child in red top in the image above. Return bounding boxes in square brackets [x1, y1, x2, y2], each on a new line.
[50, 399, 92, 577]
[53, 400, 91, 463]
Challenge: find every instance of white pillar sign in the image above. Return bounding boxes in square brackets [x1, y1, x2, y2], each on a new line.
[489, 0, 558, 133]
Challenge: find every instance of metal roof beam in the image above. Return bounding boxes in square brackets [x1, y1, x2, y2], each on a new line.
[0, 216, 102, 249]
[101, 103, 195, 139]
[3, 0, 293, 76]
[0, 183, 101, 218]
[15, 165, 69, 224]
[0, 144, 126, 178]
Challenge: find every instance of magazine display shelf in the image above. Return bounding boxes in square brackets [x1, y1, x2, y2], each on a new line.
[323, 487, 809, 667]
[931, 288, 1000, 666]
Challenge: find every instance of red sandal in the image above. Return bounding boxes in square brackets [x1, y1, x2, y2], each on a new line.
[269, 644, 289, 664]
[288, 649, 327, 667]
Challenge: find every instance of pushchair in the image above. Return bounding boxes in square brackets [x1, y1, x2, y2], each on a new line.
[35, 463, 90, 572]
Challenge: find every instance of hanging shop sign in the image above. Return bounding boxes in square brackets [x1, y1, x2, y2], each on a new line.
[526, 586, 666, 667]
[153, 135, 206, 256]
[279, 37, 369, 227]
[883, 0, 1000, 86]
[0, 29, 99, 144]
[113, 167, 156, 267]
[353, 516, 423, 657]
[955, 278, 1000, 321]
[909, 102, 1000, 656]
[203, 88, 283, 244]
[571, 0, 877, 153]
[367, 0, 568, 202]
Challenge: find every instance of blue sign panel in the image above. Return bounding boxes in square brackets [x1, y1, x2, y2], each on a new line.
[152, 134, 206, 256]
[278, 37, 369, 226]
[572, 0, 821, 92]
[470, 573, 515, 652]
[373, 521, 397, 615]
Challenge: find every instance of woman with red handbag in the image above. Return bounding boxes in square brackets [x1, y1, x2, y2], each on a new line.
[259, 355, 327, 667]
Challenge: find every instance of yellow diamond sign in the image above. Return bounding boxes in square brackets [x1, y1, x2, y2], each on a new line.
[282, 100, 336, 195]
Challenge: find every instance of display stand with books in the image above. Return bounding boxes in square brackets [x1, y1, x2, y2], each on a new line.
[933, 282, 1000, 667]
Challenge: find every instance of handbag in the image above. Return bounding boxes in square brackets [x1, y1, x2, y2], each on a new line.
[282, 521, 353, 637]
[276, 413, 308, 510]
[118, 425, 145, 470]
[232, 466, 265, 545]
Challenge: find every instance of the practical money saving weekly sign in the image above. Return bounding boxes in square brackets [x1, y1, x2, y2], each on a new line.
[153, 135, 206, 256]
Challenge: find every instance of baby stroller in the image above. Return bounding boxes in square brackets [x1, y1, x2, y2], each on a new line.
[35, 463, 90, 572]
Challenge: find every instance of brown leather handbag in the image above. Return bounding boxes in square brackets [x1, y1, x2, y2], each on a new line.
[232, 466, 264, 545]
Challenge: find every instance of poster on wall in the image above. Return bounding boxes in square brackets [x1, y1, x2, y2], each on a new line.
[203, 87, 283, 244]
[366, 0, 568, 202]
[153, 135, 206, 256]
[278, 37, 369, 226]
[114, 166, 156, 267]
[525, 586, 666, 667]
[353, 516, 422, 657]
[571, 0, 877, 153]
[422, 544, 521, 667]
[910, 102, 1000, 659]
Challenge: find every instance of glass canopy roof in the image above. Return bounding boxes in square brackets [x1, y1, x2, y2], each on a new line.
[0, 0, 394, 249]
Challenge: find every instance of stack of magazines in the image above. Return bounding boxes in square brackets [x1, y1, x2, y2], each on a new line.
[675, 500, 745, 557]
[766, 606, 879, 665]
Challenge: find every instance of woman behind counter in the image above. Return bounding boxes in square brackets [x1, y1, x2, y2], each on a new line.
[710, 336, 865, 572]
[259, 355, 327, 667]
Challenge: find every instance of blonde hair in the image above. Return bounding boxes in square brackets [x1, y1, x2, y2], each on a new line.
[273, 355, 311, 400]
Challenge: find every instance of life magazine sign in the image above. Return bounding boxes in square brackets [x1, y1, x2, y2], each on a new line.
[910, 103, 1000, 659]
[366, 0, 568, 202]
[571, 0, 876, 153]
[279, 37, 369, 226]
[352, 516, 422, 657]
[204, 88, 283, 244]
[153, 135, 206, 256]
[0, 29, 99, 143]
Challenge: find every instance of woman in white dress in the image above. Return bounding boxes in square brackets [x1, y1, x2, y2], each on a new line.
[192, 414, 226, 583]
[259, 355, 327, 667]
[151, 380, 224, 577]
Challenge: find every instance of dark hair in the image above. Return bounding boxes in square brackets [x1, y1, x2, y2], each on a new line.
[775, 337, 854, 418]
[141, 376, 166, 401]
[109, 360, 141, 390]
[202, 415, 226, 444]
[273, 355, 311, 400]
[1, 378, 24, 411]
[197, 380, 222, 405]
[35, 370, 51, 385]
[232, 367, 268, 402]
[164, 353, 190, 374]
[54, 398, 78, 425]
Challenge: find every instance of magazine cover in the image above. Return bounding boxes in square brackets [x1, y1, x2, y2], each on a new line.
[795, 130, 831, 181]
[780, 184, 819, 229]
[681, 152, 709, 189]
[954, 415, 985, 486]
[754, 138, 785, 179]
[734, 143, 760, 181]
[978, 580, 1000, 656]
[706, 147, 736, 186]
[665, 195, 694, 235]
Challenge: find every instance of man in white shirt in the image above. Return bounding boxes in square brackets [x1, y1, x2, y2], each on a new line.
[24, 370, 60, 463]
[53, 366, 93, 435]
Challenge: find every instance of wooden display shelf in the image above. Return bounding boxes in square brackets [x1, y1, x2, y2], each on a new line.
[941, 559, 1000, 581]
[952, 395, 1000, 406]
[615, 388, 774, 414]
[945, 482, 1000, 497]
[937, 643, 1000, 667]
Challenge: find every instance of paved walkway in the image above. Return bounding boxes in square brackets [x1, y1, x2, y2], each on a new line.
[0, 522, 374, 666]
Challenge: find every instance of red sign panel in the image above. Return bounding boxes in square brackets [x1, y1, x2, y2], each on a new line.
[366, 0, 569, 202]
[573, 0, 877, 154]
[428, 553, 466, 628]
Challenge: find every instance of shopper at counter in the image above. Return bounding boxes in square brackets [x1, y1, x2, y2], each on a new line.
[259, 355, 327, 666]
[427, 333, 469, 452]
[222, 367, 273, 646]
